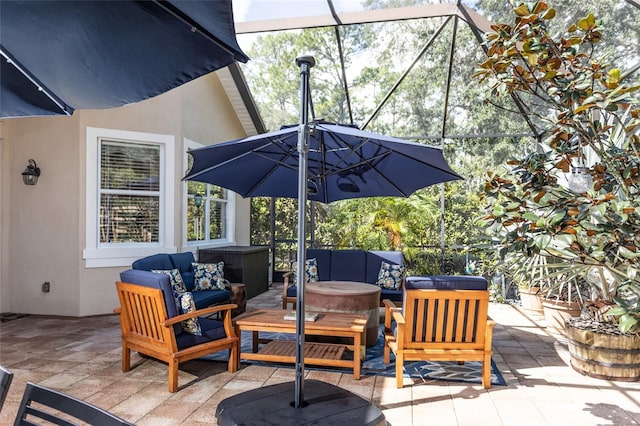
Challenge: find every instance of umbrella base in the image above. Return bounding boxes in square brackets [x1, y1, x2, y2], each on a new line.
[215, 379, 385, 426]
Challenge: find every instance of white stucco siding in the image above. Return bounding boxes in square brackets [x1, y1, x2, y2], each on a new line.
[0, 71, 253, 316]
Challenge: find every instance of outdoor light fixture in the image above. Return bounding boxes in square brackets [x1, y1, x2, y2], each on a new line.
[337, 176, 360, 193]
[307, 178, 318, 195]
[569, 166, 593, 193]
[193, 193, 203, 208]
[569, 138, 593, 193]
[21, 159, 40, 185]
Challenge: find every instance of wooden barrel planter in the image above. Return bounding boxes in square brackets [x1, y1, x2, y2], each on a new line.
[519, 287, 543, 314]
[566, 322, 640, 381]
[542, 299, 582, 334]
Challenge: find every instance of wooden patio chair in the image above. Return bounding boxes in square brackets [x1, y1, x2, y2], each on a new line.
[14, 382, 132, 425]
[383, 276, 496, 389]
[115, 275, 239, 393]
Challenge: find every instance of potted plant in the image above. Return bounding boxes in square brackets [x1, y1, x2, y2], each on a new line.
[474, 2, 640, 379]
[502, 252, 548, 314]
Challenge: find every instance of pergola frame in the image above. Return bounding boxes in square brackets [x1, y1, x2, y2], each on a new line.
[237, 0, 640, 275]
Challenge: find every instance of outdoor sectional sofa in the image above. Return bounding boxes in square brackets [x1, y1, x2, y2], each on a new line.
[282, 248, 405, 309]
[129, 252, 231, 309]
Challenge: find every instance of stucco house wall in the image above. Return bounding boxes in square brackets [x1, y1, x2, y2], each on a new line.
[0, 70, 255, 316]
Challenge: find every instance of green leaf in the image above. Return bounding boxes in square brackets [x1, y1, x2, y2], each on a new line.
[618, 246, 638, 259]
[618, 314, 639, 334]
[534, 234, 552, 250]
[506, 202, 522, 210]
[549, 212, 565, 226]
[606, 307, 626, 316]
[579, 220, 600, 231]
[555, 233, 576, 246]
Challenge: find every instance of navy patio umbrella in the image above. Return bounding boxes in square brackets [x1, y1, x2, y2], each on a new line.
[0, 0, 247, 118]
[185, 57, 462, 412]
[183, 121, 462, 204]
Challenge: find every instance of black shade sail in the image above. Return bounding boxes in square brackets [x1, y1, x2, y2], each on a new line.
[0, 0, 248, 118]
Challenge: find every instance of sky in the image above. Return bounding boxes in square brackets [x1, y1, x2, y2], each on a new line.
[232, 0, 368, 23]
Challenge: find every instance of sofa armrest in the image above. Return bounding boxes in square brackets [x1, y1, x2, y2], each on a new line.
[382, 299, 401, 330]
[282, 271, 294, 297]
[163, 303, 238, 338]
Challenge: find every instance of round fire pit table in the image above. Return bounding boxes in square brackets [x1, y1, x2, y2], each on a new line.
[305, 281, 381, 346]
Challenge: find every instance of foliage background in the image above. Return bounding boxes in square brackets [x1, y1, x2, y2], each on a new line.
[243, 0, 640, 276]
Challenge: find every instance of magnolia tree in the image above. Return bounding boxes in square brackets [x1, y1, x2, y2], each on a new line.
[474, 2, 640, 332]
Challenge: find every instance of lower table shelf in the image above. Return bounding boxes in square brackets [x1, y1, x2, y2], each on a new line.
[259, 340, 346, 361]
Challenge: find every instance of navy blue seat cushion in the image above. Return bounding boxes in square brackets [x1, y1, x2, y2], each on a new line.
[131, 252, 230, 308]
[175, 317, 227, 350]
[119, 269, 182, 335]
[381, 288, 403, 303]
[170, 252, 196, 290]
[286, 285, 297, 298]
[132, 253, 173, 271]
[307, 249, 332, 281]
[190, 288, 231, 308]
[405, 275, 488, 290]
[331, 250, 367, 282]
[287, 250, 406, 304]
[366, 251, 404, 284]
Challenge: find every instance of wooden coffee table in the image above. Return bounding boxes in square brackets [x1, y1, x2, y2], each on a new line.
[233, 309, 367, 379]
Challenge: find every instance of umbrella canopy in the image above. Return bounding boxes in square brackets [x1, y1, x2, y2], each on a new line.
[184, 120, 462, 203]
[0, 0, 248, 118]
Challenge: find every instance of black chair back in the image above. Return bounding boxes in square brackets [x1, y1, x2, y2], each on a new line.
[0, 365, 13, 412]
[14, 382, 133, 425]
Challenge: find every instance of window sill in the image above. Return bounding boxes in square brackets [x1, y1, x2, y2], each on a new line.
[83, 246, 177, 268]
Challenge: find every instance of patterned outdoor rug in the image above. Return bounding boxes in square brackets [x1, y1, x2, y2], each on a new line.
[204, 324, 506, 386]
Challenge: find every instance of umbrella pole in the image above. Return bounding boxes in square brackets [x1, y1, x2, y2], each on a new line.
[294, 55, 316, 409]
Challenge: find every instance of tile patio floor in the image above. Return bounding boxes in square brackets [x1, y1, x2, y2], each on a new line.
[1, 282, 639, 425]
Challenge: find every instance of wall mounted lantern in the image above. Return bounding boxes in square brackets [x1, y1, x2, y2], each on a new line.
[193, 193, 203, 208]
[22, 159, 41, 186]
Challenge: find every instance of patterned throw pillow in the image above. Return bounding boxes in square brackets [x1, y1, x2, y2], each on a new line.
[376, 261, 405, 290]
[291, 258, 318, 286]
[174, 292, 202, 336]
[151, 269, 188, 293]
[192, 262, 226, 291]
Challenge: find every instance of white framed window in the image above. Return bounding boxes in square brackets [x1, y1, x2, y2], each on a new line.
[84, 127, 175, 267]
[184, 138, 235, 248]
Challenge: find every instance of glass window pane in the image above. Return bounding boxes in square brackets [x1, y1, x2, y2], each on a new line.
[101, 141, 159, 191]
[188, 180, 207, 196]
[210, 185, 226, 199]
[99, 194, 159, 243]
[209, 201, 225, 240]
[187, 198, 205, 241]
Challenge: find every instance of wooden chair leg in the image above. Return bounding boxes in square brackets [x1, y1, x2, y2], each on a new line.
[122, 344, 131, 372]
[168, 359, 179, 393]
[482, 354, 492, 389]
[228, 344, 238, 372]
[395, 353, 404, 388]
[383, 343, 390, 364]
